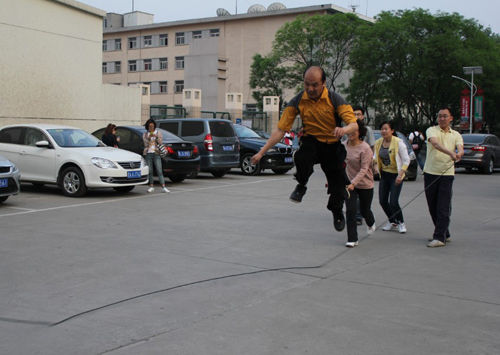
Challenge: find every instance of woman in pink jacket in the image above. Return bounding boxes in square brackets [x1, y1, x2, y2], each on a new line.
[343, 119, 376, 247]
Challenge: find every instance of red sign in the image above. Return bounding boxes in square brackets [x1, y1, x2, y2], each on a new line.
[460, 95, 470, 130]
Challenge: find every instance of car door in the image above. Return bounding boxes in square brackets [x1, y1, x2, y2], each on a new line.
[115, 128, 143, 155]
[491, 136, 500, 167]
[18, 127, 57, 182]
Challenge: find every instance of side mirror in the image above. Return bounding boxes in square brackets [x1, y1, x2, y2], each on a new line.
[35, 140, 50, 148]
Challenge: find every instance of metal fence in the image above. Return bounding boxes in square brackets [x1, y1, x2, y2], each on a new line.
[150, 105, 186, 120]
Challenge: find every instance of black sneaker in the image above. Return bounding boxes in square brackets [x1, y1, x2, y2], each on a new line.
[333, 212, 346, 232]
[290, 184, 307, 203]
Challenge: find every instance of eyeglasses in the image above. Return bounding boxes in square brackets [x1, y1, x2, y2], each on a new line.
[437, 114, 450, 118]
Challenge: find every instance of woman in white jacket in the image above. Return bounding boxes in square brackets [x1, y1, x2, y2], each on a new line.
[374, 121, 410, 234]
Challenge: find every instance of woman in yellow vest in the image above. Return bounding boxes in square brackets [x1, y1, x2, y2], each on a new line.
[374, 121, 410, 234]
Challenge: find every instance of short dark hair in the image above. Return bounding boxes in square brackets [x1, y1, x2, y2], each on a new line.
[352, 105, 364, 114]
[303, 66, 326, 83]
[438, 107, 453, 116]
[379, 120, 396, 136]
[144, 118, 157, 131]
[357, 119, 367, 139]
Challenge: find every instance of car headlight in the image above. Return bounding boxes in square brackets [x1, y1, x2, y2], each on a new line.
[141, 156, 147, 167]
[8, 159, 19, 172]
[92, 157, 118, 169]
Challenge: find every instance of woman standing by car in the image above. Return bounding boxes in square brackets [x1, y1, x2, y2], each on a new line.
[102, 123, 120, 148]
[143, 119, 170, 194]
[343, 119, 376, 247]
[374, 121, 410, 234]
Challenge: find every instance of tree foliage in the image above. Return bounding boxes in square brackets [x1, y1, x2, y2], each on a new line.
[249, 13, 367, 109]
[345, 9, 500, 132]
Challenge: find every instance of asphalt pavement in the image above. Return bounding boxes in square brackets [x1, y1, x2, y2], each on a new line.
[0, 168, 499, 355]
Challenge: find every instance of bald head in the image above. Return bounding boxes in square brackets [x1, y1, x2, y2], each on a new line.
[304, 66, 326, 101]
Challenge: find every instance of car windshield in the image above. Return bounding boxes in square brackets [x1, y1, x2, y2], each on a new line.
[48, 129, 101, 148]
[235, 125, 261, 138]
[462, 135, 486, 144]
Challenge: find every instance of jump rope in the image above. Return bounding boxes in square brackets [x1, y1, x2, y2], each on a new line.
[46, 161, 459, 327]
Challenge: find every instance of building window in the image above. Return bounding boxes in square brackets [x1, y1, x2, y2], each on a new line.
[143, 36, 152, 47]
[102, 63, 107, 74]
[160, 82, 167, 93]
[193, 31, 202, 39]
[210, 29, 220, 37]
[176, 32, 185, 45]
[129, 37, 137, 49]
[174, 81, 184, 93]
[160, 34, 168, 46]
[160, 58, 168, 70]
[103, 18, 107, 28]
[175, 56, 185, 69]
[115, 39, 121, 50]
[129, 60, 137, 72]
[142, 87, 149, 95]
[102, 40, 108, 51]
[115, 61, 121, 73]
[144, 59, 152, 71]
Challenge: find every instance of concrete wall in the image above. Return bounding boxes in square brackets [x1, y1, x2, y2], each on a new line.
[0, 0, 142, 132]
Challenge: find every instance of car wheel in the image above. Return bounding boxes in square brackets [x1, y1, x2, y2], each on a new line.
[272, 168, 291, 175]
[241, 153, 261, 176]
[211, 170, 228, 178]
[60, 166, 88, 197]
[0, 196, 8, 203]
[187, 171, 198, 179]
[482, 158, 494, 174]
[113, 186, 135, 193]
[169, 174, 187, 183]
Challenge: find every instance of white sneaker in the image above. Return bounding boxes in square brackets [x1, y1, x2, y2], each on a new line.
[345, 241, 358, 248]
[398, 223, 407, 234]
[147, 187, 154, 193]
[162, 187, 170, 193]
[367, 223, 376, 235]
[382, 222, 398, 231]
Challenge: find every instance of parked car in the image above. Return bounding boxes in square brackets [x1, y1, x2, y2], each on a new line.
[233, 124, 294, 175]
[455, 133, 500, 174]
[156, 118, 239, 177]
[0, 154, 21, 203]
[0, 124, 149, 197]
[254, 130, 272, 139]
[92, 126, 200, 183]
[373, 130, 418, 181]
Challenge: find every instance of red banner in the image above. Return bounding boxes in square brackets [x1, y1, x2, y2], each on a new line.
[460, 95, 470, 130]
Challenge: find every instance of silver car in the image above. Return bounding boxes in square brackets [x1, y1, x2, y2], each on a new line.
[0, 154, 21, 203]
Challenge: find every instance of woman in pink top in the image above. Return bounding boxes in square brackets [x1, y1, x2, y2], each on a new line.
[343, 119, 376, 247]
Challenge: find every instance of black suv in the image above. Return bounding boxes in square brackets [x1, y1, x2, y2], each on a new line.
[233, 124, 294, 176]
[157, 119, 239, 177]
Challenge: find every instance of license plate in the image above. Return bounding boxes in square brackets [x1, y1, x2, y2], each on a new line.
[127, 171, 141, 179]
[223, 145, 233, 151]
[178, 150, 191, 157]
[0, 178, 7, 188]
[285, 157, 293, 163]
[464, 149, 469, 154]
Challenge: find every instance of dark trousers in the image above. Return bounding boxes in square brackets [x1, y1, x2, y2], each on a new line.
[424, 173, 454, 242]
[378, 170, 404, 223]
[293, 135, 350, 214]
[346, 188, 375, 242]
[415, 150, 425, 170]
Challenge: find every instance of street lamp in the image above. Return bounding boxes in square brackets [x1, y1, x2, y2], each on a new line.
[452, 66, 482, 134]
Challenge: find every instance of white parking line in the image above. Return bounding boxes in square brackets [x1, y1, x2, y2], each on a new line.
[0, 177, 289, 218]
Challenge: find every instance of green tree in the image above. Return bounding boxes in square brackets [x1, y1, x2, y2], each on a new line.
[346, 9, 500, 132]
[249, 12, 368, 105]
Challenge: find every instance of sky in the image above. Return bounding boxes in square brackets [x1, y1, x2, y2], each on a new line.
[81, 0, 500, 34]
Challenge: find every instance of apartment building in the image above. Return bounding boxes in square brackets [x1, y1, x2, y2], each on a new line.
[102, 3, 373, 113]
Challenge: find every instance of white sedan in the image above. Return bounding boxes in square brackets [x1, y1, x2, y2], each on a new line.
[0, 124, 149, 197]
